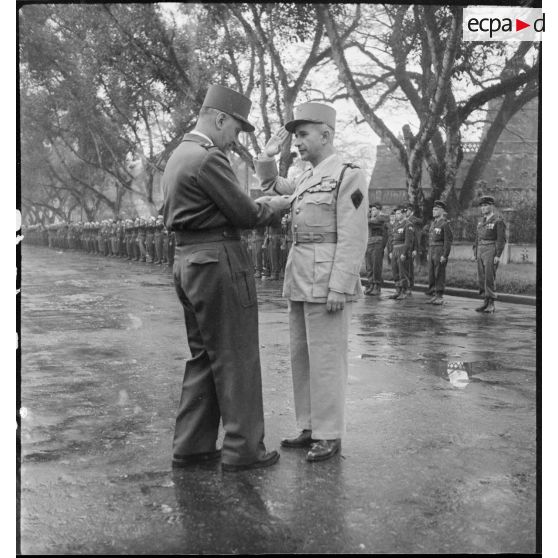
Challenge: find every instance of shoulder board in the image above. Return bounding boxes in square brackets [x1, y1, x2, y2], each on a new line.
[182, 138, 216, 150]
[343, 162, 360, 169]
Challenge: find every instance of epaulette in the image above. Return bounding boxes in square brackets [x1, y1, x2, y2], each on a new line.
[182, 138, 217, 150]
[343, 162, 360, 169]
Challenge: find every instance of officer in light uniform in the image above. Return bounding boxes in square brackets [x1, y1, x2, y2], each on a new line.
[473, 195, 507, 313]
[255, 102, 368, 462]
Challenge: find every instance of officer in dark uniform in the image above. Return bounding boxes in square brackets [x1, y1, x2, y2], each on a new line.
[426, 200, 453, 305]
[473, 195, 507, 313]
[364, 202, 388, 296]
[388, 205, 414, 299]
[162, 84, 290, 471]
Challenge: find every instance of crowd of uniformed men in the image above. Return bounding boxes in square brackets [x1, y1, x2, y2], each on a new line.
[22, 195, 504, 313]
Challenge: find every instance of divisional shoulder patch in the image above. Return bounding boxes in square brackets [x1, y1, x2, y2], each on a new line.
[351, 189, 364, 209]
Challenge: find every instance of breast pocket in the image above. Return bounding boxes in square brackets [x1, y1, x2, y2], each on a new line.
[304, 192, 336, 227]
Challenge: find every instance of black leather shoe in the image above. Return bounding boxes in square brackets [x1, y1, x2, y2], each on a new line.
[483, 300, 495, 313]
[221, 450, 280, 472]
[306, 439, 341, 462]
[172, 449, 221, 468]
[388, 291, 401, 299]
[475, 299, 489, 312]
[281, 430, 315, 448]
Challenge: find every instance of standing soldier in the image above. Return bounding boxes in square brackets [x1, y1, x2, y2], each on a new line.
[154, 215, 165, 264]
[266, 222, 282, 281]
[132, 218, 141, 261]
[364, 202, 388, 296]
[426, 200, 453, 305]
[145, 216, 156, 263]
[138, 218, 147, 262]
[406, 203, 423, 294]
[473, 195, 507, 313]
[125, 219, 134, 260]
[256, 102, 368, 462]
[252, 226, 265, 278]
[388, 206, 414, 300]
[162, 84, 289, 471]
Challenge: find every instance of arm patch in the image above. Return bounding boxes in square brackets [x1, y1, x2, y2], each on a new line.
[351, 189, 364, 209]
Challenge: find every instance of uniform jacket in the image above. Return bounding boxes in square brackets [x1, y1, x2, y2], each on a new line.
[387, 219, 414, 253]
[428, 217, 453, 259]
[367, 217, 388, 249]
[255, 154, 368, 302]
[162, 133, 280, 232]
[474, 213, 507, 258]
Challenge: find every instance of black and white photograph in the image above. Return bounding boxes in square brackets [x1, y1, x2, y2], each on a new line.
[16, 1, 545, 554]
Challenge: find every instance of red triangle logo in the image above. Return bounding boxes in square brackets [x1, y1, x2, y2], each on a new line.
[516, 18, 530, 31]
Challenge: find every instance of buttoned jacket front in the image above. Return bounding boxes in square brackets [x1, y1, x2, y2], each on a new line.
[255, 154, 368, 302]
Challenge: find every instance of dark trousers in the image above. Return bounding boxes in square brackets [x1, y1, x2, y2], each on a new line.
[391, 245, 410, 290]
[172, 241, 267, 465]
[477, 244, 498, 300]
[428, 246, 447, 295]
[365, 239, 384, 286]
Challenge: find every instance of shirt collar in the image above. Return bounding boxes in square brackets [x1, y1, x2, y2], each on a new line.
[190, 130, 214, 146]
[310, 153, 337, 175]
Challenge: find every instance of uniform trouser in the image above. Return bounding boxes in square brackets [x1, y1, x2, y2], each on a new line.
[252, 239, 263, 272]
[288, 300, 352, 440]
[145, 233, 154, 262]
[477, 244, 498, 300]
[391, 245, 410, 290]
[111, 237, 118, 255]
[409, 253, 415, 287]
[154, 233, 163, 262]
[133, 238, 141, 260]
[365, 239, 384, 286]
[138, 236, 147, 260]
[268, 235, 281, 276]
[126, 237, 133, 258]
[428, 245, 447, 295]
[172, 241, 268, 465]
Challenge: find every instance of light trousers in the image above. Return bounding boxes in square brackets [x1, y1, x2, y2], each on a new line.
[288, 300, 352, 440]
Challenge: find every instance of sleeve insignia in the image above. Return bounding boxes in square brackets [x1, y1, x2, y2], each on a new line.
[351, 189, 364, 209]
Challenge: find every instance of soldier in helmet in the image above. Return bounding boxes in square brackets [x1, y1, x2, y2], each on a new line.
[473, 195, 507, 313]
[153, 215, 164, 264]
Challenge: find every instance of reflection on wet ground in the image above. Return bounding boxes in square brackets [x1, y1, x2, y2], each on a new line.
[20, 247, 537, 554]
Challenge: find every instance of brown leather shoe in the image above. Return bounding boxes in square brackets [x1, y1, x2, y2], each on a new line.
[306, 439, 341, 462]
[280, 430, 315, 448]
[172, 449, 221, 468]
[221, 450, 280, 472]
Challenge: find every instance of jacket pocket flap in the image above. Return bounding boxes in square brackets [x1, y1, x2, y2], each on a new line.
[187, 250, 220, 264]
[314, 244, 335, 263]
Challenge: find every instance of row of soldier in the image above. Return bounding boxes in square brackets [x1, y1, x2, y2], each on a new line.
[23, 195, 503, 312]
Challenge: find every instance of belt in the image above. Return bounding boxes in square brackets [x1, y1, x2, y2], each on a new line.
[293, 231, 337, 245]
[174, 227, 240, 245]
[393, 243, 408, 248]
[478, 240, 496, 245]
[429, 242, 445, 246]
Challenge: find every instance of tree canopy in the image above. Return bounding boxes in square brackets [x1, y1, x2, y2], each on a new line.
[19, 3, 539, 224]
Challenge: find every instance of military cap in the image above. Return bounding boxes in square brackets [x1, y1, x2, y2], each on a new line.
[370, 202, 382, 210]
[202, 84, 254, 133]
[433, 200, 447, 210]
[396, 204, 408, 212]
[285, 102, 336, 133]
[479, 195, 495, 206]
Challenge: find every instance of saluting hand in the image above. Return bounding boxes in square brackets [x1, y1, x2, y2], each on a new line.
[264, 127, 290, 158]
[326, 290, 346, 313]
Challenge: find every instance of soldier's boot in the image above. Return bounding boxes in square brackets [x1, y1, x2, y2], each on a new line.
[388, 289, 401, 300]
[395, 289, 409, 300]
[483, 299, 495, 313]
[364, 285, 373, 295]
[431, 296, 444, 306]
[427, 295, 438, 304]
[475, 299, 489, 312]
[370, 284, 380, 296]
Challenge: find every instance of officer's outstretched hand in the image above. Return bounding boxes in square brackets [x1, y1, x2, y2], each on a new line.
[264, 127, 290, 158]
[256, 195, 291, 212]
[327, 290, 346, 313]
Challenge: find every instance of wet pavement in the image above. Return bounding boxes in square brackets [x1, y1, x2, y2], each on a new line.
[19, 245, 538, 554]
